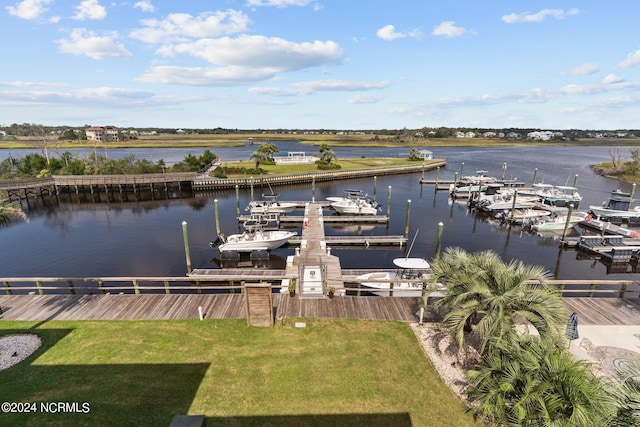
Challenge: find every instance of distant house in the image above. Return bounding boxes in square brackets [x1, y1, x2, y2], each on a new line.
[85, 126, 119, 141]
[418, 149, 433, 160]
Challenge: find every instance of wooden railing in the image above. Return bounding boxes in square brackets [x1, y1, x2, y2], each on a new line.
[192, 160, 447, 189]
[2, 277, 639, 298]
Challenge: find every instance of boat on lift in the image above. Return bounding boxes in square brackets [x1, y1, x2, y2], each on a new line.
[210, 228, 297, 252]
[328, 189, 379, 215]
[247, 193, 297, 215]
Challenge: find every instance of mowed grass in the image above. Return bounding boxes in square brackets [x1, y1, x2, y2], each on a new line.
[0, 319, 478, 427]
[220, 158, 434, 177]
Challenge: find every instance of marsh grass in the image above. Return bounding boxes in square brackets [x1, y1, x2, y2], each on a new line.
[0, 319, 478, 427]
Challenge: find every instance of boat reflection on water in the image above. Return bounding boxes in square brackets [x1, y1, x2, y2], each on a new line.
[211, 252, 287, 269]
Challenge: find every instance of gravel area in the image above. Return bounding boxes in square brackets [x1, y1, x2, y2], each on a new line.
[411, 322, 479, 405]
[0, 334, 42, 371]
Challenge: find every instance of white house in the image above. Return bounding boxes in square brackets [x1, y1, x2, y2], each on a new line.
[418, 149, 433, 160]
[274, 151, 319, 165]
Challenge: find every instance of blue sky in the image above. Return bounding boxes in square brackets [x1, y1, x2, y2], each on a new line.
[2, 0, 639, 130]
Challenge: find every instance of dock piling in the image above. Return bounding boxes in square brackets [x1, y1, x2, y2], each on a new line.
[436, 222, 444, 258]
[632, 183, 637, 198]
[373, 176, 377, 202]
[235, 185, 240, 216]
[562, 204, 575, 241]
[182, 221, 192, 274]
[502, 162, 507, 180]
[214, 199, 220, 236]
[387, 186, 392, 219]
[573, 174, 579, 188]
[404, 199, 411, 238]
[532, 168, 538, 186]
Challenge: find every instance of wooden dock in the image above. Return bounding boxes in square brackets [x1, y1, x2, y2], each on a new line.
[1, 293, 639, 326]
[238, 214, 390, 224]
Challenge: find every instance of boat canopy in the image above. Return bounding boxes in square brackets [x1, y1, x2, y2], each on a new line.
[393, 258, 430, 270]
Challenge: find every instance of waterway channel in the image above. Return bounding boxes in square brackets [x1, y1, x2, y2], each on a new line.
[1, 143, 638, 285]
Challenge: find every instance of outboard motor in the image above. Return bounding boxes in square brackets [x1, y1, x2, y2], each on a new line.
[209, 233, 226, 247]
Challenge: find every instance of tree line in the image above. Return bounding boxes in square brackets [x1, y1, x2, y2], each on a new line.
[0, 150, 218, 180]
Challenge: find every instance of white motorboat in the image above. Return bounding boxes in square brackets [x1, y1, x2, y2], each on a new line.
[329, 189, 379, 215]
[531, 183, 582, 208]
[475, 186, 540, 212]
[589, 192, 640, 219]
[497, 208, 551, 224]
[356, 258, 433, 297]
[210, 229, 297, 252]
[527, 211, 589, 232]
[247, 193, 297, 215]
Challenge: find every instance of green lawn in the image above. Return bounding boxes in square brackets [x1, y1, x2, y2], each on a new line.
[220, 158, 434, 177]
[0, 319, 478, 427]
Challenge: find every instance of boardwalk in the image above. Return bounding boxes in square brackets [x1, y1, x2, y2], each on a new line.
[0, 294, 422, 322]
[1, 293, 639, 325]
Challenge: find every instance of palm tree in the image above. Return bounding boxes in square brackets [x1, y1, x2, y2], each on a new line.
[608, 358, 640, 426]
[250, 150, 268, 170]
[468, 335, 615, 426]
[429, 247, 566, 355]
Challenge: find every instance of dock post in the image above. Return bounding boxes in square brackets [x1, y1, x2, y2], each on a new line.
[404, 199, 411, 238]
[214, 199, 221, 236]
[510, 190, 518, 221]
[36, 280, 44, 295]
[562, 204, 575, 241]
[387, 186, 392, 219]
[67, 280, 76, 295]
[133, 279, 140, 295]
[436, 222, 444, 258]
[460, 162, 464, 178]
[3, 281, 12, 295]
[573, 174, 579, 188]
[454, 172, 458, 186]
[250, 177, 254, 202]
[532, 168, 538, 186]
[164, 280, 171, 294]
[312, 175, 316, 202]
[435, 167, 440, 186]
[631, 183, 637, 198]
[182, 221, 192, 274]
[235, 185, 240, 217]
[421, 164, 425, 180]
[502, 162, 507, 180]
[373, 176, 377, 202]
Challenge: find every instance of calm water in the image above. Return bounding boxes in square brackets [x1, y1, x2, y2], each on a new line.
[1, 144, 637, 286]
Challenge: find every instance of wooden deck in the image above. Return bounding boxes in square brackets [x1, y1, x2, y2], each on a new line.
[1, 293, 639, 325]
[0, 294, 422, 322]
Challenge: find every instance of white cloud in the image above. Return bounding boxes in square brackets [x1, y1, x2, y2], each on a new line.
[245, 0, 315, 7]
[348, 94, 383, 104]
[130, 10, 250, 43]
[603, 74, 624, 85]
[73, 0, 107, 21]
[566, 63, 599, 75]
[162, 35, 342, 71]
[432, 21, 467, 38]
[134, 1, 154, 13]
[250, 79, 390, 96]
[56, 28, 132, 59]
[619, 49, 640, 69]
[376, 24, 421, 41]
[502, 8, 580, 24]
[138, 65, 277, 86]
[6, 0, 52, 20]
